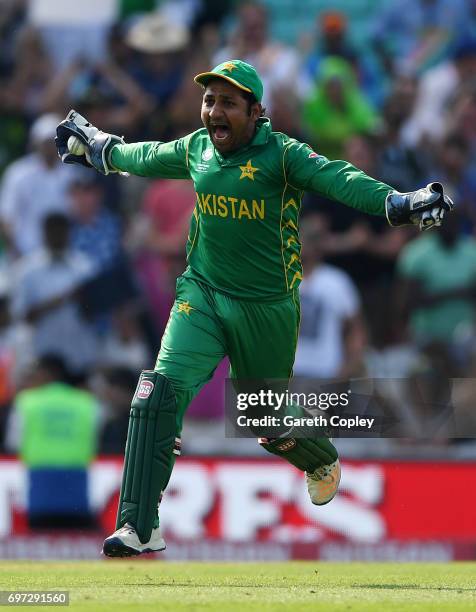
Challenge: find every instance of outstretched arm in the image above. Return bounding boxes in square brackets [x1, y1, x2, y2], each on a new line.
[285, 141, 391, 215]
[285, 141, 453, 230]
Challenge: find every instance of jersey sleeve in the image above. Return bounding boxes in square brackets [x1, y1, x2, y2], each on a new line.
[110, 135, 192, 179]
[284, 140, 393, 216]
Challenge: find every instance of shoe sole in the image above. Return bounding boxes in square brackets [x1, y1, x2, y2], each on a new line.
[310, 465, 342, 506]
[102, 537, 166, 558]
[312, 494, 336, 506]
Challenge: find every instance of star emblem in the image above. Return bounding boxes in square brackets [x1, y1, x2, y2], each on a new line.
[239, 160, 259, 180]
[222, 62, 237, 72]
[177, 301, 194, 315]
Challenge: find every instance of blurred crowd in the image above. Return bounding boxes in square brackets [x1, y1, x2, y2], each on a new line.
[0, 0, 476, 462]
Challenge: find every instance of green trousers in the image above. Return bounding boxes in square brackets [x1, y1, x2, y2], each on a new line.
[148, 276, 336, 530]
[155, 275, 301, 434]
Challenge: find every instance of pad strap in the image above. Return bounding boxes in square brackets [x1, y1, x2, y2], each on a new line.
[88, 132, 124, 175]
[259, 436, 338, 472]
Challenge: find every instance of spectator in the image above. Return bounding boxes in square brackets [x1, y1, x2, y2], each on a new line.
[0, 113, 76, 257]
[69, 170, 122, 273]
[267, 86, 305, 141]
[401, 39, 476, 147]
[125, 12, 190, 139]
[100, 305, 151, 371]
[371, 0, 469, 77]
[40, 24, 153, 139]
[293, 215, 366, 379]
[0, 0, 27, 81]
[130, 178, 195, 332]
[68, 170, 143, 335]
[429, 133, 476, 232]
[0, 286, 33, 405]
[397, 211, 476, 370]
[302, 56, 379, 159]
[304, 133, 412, 347]
[213, 2, 300, 114]
[5, 354, 98, 528]
[0, 3, 29, 175]
[30, 0, 116, 71]
[11, 212, 99, 377]
[180, 357, 230, 455]
[159, 0, 208, 30]
[0, 279, 33, 451]
[445, 87, 476, 155]
[378, 77, 430, 193]
[191, 0, 233, 33]
[140, 178, 195, 260]
[162, 2, 233, 137]
[299, 11, 381, 105]
[0, 110, 28, 178]
[3, 25, 53, 118]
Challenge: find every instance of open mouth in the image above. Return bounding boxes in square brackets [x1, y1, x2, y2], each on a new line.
[210, 124, 231, 144]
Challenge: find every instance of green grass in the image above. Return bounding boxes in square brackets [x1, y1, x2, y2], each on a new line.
[0, 561, 475, 611]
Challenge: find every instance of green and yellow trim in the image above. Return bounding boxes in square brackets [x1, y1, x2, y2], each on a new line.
[194, 73, 253, 93]
[281, 143, 303, 293]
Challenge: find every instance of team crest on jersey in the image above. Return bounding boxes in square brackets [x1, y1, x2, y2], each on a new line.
[239, 159, 259, 180]
[202, 148, 213, 161]
[308, 152, 319, 158]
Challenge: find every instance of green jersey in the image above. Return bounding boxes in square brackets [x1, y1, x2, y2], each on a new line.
[111, 118, 392, 300]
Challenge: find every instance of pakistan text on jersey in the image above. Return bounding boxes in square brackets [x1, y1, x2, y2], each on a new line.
[196, 193, 265, 220]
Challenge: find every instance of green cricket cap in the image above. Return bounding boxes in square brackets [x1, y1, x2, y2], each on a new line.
[194, 60, 264, 103]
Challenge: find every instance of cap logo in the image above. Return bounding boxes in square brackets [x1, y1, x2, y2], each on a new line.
[222, 62, 237, 72]
[308, 152, 319, 158]
[137, 380, 154, 399]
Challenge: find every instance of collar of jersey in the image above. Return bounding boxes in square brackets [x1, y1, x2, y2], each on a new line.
[212, 117, 271, 165]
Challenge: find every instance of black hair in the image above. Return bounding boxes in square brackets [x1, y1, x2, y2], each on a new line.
[102, 366, 139, 394]
[241, 90, 266, 117]
[43, 212, 70, 232]
[442, 132, 469, 152]
[36, 354, 70, 382]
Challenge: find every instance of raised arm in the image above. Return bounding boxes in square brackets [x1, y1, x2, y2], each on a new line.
[110, 140, 190, 179]
[55, 110, 191, 180]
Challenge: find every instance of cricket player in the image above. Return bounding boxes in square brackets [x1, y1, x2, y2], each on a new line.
[55, 60, 453, 557]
